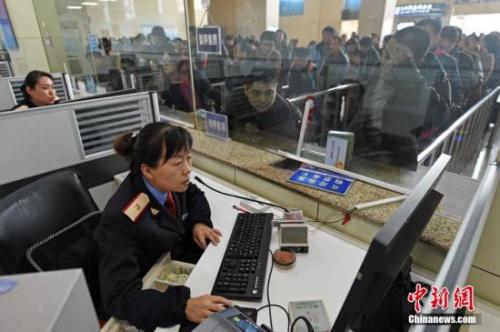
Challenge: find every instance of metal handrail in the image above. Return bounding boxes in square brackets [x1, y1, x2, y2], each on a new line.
[411, 151, 500, 332]
[287, 82, 360, 103]
[417, 86, 500, 164]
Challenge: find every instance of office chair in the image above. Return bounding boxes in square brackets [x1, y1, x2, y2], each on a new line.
[0, 170, 107, 319]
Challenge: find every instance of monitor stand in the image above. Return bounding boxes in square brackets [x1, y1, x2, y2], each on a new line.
[351, 257, 414, 332]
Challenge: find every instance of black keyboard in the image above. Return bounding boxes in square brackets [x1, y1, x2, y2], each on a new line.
[211, 213, 273, 301]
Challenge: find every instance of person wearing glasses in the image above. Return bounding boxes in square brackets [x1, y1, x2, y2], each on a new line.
[11, 70, 60, 111]
[96, 123, 231, 331]
[224, 67, 301, 140]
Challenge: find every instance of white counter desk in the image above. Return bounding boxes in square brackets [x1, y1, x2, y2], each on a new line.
[153, 169, 366, 332]
[108, 169, 366, 332]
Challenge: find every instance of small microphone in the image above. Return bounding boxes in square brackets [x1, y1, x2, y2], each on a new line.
[194, 176, 288, 212]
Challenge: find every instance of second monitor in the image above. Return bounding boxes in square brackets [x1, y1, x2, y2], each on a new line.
[331, 154, 450, 332]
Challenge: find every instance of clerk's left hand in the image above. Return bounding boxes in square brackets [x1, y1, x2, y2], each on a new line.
[193, 223, 222, 249]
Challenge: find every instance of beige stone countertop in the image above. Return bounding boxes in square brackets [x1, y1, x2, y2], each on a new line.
[189, 129, 461, 253]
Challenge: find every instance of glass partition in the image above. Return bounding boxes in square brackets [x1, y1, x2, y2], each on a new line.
[9, 0, 496, 190]
[190, 0, 500, 190]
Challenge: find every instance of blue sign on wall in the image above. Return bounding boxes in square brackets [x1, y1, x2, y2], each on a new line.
[196, 26, 222, 55]
[280, 0, 304, 16]
[205, 111, 229, 140]
[394, 3, 448, 17]
[88, 34, 99, 53]
[288, 167, 353, 196]
[0, 0, 17, 49]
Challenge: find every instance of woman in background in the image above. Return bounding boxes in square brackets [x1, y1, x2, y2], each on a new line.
[11, 70, 60, 110]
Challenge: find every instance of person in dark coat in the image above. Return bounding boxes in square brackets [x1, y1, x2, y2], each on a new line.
[319, 36, 349, 89]
[225, 67, 302, 140]
[96, 123, 231, 332]
[313, 26, 337, 67]
[349, 26, 449, 169]
[288, 47, 318, 97]
[436, 26, 464, 107]
[11, 70, 61, 111]
[248, 30, 282, 72]
[358, 37, 380, 82]
[415, 18, 452, 107]
[483, 32, 500, 90]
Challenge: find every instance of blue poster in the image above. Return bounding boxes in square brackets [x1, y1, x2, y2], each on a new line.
[280, 0, 304, 16]
[205, 111, 229, 140]
[288, 167, 353, 196]
[0, 0, 17, 49]
[196, 26, 222, 55]
[88, 34, 99, 53]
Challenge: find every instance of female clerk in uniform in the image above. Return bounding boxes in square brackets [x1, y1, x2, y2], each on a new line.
[96, 123, 231, 331]
[11, 70, 60, 111]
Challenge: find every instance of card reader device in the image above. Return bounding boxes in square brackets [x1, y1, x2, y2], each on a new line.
[279, 222, 309, 253]
[193, 306, 264, 332]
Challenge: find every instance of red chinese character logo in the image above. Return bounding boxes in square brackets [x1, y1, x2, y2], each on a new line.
[430, 286, 449, 310]
[453, 285, 475, 311]
[407, 283, 428, 313]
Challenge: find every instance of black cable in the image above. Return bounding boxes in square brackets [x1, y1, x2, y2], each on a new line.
[257, 304, 291, 332]
[290, 316, 315, 332]
[260, 324, 273, 332]
[266, 249, 275, 331]
[194, 176, 289, 212]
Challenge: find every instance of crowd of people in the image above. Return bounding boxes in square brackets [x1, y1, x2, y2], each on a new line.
[65, 21, 500, 167]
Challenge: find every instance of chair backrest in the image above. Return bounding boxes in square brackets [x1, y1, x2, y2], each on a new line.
[0, 170, 98, 275]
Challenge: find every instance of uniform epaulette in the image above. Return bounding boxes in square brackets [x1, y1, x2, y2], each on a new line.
[122, 192, 150, 223]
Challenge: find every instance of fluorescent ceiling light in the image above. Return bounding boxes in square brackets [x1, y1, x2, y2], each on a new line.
[67, 5, 82, 9]
[81, 1, 99, 6]
[98, 0, 117, 2]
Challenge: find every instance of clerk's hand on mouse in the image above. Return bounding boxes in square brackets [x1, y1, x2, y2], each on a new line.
[185, 294, 232, 323]
[193, 223, 222, 249]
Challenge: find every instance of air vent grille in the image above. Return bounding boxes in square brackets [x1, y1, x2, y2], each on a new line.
[74, 99, 147, 156]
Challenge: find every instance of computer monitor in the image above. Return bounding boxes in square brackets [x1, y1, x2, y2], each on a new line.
[331, 154, 450, 332]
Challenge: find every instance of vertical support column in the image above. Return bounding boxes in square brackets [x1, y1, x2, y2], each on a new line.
[208, 0, 267, 37]
[358, 0, 397, 38]
[266, 0, 280, 31]
[5, 0, 50, 74]
[208, 0, 237, 35]
[186, 0, 196, 27]
[31, 0, 70, 73]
